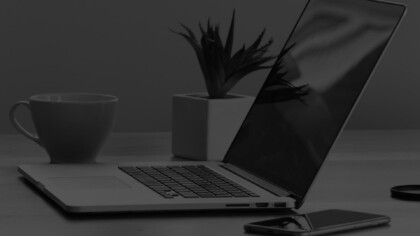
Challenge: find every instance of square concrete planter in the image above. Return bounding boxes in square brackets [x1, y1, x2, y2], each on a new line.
[172, 93, 254, 161]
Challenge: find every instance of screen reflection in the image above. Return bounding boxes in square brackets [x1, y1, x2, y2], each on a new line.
[225, 0, 405, 200]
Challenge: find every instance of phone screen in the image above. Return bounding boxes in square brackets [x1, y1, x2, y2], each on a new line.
[250, 209, 389, 232]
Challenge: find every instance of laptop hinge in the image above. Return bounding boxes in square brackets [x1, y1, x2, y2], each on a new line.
[221, 163, 293, 198]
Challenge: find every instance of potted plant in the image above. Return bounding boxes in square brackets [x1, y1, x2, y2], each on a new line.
[171, 10, 276, 160]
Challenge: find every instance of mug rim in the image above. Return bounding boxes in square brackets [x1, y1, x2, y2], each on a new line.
[30, 93, 119, 103]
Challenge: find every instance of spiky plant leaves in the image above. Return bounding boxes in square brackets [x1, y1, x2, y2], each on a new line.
[173, 10, 275, 98]
[249, 29, 267, 51]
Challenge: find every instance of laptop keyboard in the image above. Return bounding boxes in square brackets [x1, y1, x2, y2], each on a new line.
[119, 165, 259, 199]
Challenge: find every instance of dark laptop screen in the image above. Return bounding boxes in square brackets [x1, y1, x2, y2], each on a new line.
[224, 0, 405, 202]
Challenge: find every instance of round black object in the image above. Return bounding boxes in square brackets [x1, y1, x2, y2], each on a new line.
[391, 185, 420, 201]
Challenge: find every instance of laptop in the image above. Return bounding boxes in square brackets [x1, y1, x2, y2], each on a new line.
[18, 0, 405, 213]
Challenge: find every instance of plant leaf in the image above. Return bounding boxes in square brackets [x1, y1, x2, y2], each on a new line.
[224, 9, 235, 59]
[249, 29, 266, 50]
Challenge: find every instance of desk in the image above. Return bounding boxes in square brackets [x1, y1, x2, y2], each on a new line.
[1, 130, 420, 236]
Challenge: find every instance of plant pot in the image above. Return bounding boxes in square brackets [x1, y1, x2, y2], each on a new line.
[172, 93, 254, 161]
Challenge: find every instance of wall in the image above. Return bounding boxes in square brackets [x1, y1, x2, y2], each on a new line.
[1, 0, 418, 133]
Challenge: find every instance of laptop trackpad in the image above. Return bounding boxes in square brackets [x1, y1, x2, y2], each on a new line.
[49, 176, 130, 189]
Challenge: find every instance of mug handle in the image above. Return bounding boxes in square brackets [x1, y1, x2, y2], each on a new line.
[9, 100, 44, 147]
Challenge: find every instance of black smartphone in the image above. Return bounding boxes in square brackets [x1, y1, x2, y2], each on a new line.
[244, 209, 390, 236]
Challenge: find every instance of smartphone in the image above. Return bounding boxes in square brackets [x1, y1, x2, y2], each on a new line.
[244, 209, 390, 236]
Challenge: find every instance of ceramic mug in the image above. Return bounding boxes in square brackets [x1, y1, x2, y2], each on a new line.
[9, 93, 118, 163]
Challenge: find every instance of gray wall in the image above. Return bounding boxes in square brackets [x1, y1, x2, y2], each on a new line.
[1, 0, 418, 133]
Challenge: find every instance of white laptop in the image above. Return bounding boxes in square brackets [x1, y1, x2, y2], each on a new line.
[18, 0, 405, 213]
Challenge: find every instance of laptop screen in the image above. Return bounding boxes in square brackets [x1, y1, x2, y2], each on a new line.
[224, 0, 405, 204]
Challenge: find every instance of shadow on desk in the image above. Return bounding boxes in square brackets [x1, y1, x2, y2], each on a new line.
[19, 177, 296, 221]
